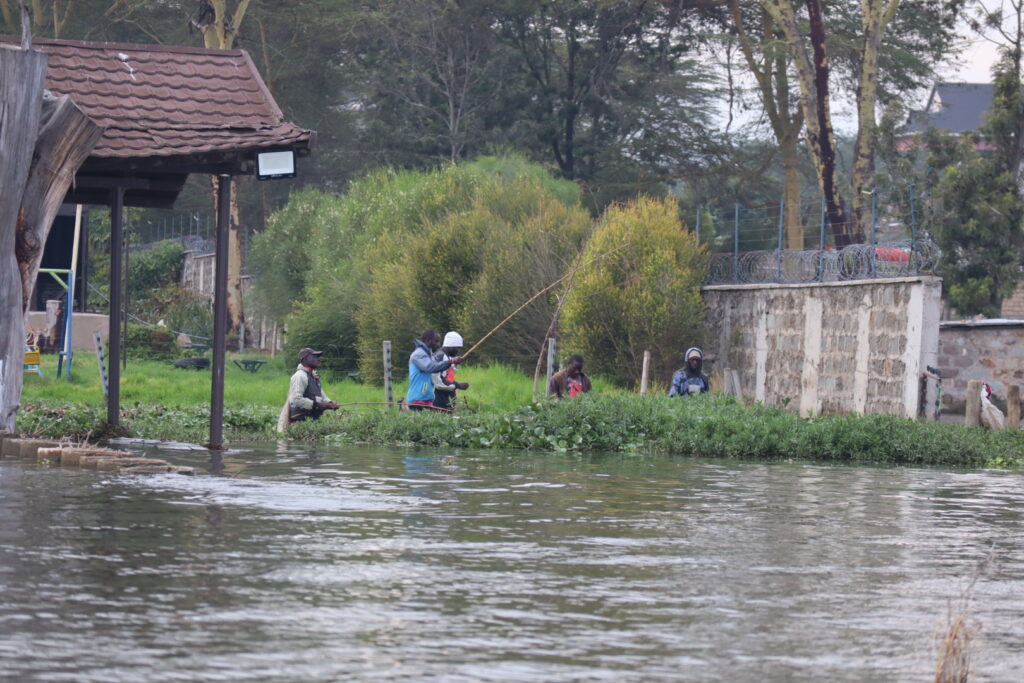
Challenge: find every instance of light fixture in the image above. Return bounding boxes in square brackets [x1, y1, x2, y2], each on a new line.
[255, 150, 296, 180]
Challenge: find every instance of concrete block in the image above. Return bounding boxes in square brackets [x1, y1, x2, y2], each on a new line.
[60, 447, 129, 467]
[94, 457, 169, 472]
[18, 439, 60, 460]
[37, 447, 62, 461]
[1, 438, 24, 458]
[120, 464, 193, 475]
[80, 453, 153, 470]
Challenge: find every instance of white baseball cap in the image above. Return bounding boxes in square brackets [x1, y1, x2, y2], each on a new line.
[443, 331, 464, 348]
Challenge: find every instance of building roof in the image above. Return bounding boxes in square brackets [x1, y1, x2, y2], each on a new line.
[903, 83, 994, 136]
[0, 36, 315, 207]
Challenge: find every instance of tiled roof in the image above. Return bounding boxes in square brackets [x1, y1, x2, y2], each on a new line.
[1, 37, 314, 160]
[903, 83, 993, 136]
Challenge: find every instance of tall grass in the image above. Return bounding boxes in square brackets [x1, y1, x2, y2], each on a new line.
[17, 352, 1024, 467]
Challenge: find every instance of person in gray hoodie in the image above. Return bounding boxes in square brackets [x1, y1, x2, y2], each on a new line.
[669, 346, 710, 397]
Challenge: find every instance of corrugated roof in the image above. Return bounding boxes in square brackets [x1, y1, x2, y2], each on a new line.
[903, 83, 993, 135]
[1, 37, 314, 160]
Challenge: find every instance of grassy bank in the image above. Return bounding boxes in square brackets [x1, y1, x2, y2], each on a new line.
[17, 353, 1024, 467]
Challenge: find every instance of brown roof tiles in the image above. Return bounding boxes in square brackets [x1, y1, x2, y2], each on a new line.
[1, 37, 314, 161]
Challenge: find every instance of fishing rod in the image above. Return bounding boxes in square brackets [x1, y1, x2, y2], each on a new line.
[461, 241, 626, 360]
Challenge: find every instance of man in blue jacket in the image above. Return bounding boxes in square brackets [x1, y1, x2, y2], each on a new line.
[406, 329, 463, 411]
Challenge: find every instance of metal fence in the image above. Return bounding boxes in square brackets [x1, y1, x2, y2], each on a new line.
[698, 190, 940, 285]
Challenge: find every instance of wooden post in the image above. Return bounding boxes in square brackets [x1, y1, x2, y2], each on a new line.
[383, 340, 393, 405]
[965, 379, 982, 427]
[640, 350, 651, 395]
[1008, 385, 1020, 429]
[545, 337, 556, 395]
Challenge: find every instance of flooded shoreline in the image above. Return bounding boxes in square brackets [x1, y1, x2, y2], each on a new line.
[1, 444, 1021, 681]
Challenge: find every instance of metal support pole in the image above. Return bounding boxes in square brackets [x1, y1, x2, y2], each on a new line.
[870, 187, 877, 278]
[383, 340, 393, 405]
[695, 206, 701, 244]
[819, 196, 826, 251]
[209, 175, 232, 448]
[909, 182, 918, 272]
[62, 271, 74, 380]
[733, 203, 740, 282]
[777, 197, 785, 280]
[106, 187, 124, 426]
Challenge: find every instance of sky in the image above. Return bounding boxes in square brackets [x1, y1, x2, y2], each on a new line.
[940, 33, 1002, 84]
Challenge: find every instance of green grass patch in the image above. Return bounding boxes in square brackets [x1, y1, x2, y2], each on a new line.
[17, 352, 1024, 468]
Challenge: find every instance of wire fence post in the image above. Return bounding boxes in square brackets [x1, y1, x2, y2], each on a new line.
[733, 203, 740, 282]
[870, 187, 877, 278]
[545, 337, 556, 395]
[383, 340, 393, 405]
[909, 182, 918, 272]
[776, 197, 785, 280]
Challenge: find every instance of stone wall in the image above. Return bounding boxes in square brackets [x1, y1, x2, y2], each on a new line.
[702, 277, 942, 418]
[1001, 284, 1024, 318]
[938, 319, 1024, 412]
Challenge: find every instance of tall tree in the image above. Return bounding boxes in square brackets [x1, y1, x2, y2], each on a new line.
[352, 0, 501, 164]
[191, 0, 251, 343]
[726, 0, 805, 248]
[927, 0, 1024, 315]
[756, 0, 963, 246]
[493, 0, 714, 194]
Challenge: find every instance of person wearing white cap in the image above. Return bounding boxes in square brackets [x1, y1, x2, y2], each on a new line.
[432, 331, 470, 412]
[669, 346, 710, 397]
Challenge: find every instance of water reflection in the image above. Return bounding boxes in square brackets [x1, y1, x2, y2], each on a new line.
[1, 446, 1022, 682]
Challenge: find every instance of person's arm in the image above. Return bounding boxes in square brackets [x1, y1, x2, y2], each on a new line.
[548, 373, 563, 399]
[288, 371, 314, 411]
[412, 350, 452, 374]
[668, 370, 682, 397]
[581, 374, 592, 393]
[433, 357, 455, 392]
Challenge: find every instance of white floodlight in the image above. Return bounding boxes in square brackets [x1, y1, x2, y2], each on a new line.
[256, 150, 296, 180]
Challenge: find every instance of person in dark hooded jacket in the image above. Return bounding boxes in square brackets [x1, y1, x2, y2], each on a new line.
[669, 346, 710, 397]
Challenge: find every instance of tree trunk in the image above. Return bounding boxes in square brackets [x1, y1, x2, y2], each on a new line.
[0, 46, 47, 432]
[200, 1, 251, 343]
[17, 94, 103, 312]
[850, 0, 899, 240]
[210, 176, 245, 342]
[760, 0, 853, 246]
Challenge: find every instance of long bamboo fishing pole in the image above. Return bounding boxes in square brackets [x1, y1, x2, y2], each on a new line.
[461, 242, 625, 360]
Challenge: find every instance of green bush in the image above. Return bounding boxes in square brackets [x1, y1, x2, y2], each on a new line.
[561, 196, 708, 386]
[125, 322, 177, 361]
[128, 240, 184, 293]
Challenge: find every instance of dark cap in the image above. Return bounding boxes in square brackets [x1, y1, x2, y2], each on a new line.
[298, 347, 323, 363]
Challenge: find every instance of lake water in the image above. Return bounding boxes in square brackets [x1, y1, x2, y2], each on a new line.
[1, 443, 1022, 681]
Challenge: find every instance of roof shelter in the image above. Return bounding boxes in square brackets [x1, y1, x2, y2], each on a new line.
[903, 83, 994, 136]
[1, 36, 315, 447]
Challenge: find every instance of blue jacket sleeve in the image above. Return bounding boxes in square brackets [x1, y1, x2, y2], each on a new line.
[412, 350, 452, 374]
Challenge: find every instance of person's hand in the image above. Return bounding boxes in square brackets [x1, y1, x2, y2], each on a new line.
[456, 382, 470, 390]
[326, 401, 340, 410]
[450, 356, 465, 365]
